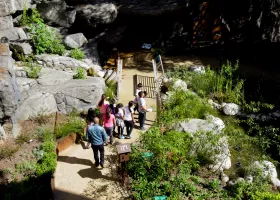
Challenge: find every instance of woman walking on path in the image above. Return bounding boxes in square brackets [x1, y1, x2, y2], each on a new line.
[103, 107, 116, 144]
[98, 94, 109, 126]
[84, 108, 95, 149]
[124, 101, 135, 139]
[134, 83, 142, 113]
[115, 103, 125, 139]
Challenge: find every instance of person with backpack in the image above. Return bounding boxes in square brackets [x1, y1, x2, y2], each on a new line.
[84, 108, 95, 149]
[124, 101, 135, 139]
[134, 83, 142, 112]
[98, 94, 109, 126]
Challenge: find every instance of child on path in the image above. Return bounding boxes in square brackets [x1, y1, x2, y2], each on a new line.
[115, 103, 125, 139]
[134, 83, 142, 112]
[109, 98, 117, 134]
[124, 101, 135, 139]
[103, 107, 116, 144]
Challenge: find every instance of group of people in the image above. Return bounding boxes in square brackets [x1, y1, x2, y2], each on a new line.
[85, 83, 149, 168]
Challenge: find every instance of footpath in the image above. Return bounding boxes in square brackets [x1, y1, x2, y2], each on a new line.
[54, 67, 157, 200]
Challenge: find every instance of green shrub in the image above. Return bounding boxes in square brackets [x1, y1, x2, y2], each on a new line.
[104, 83, 117, 101]
[30, 22, 66, 55]
[56, 113, 85, 139]
[70, 48, 85, 60]
[19, 7, 43, 26]
[252, 191, 280, 200]
[160, 90, 215, 125]
[15, 133, 33, 144]
[16, 161, 37, 175]
[73, 67, 86, 79]
[18, 53, 42, 79]
[36, 152, 57, 177]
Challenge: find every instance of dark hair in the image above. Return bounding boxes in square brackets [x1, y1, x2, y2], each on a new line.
[106, 107, 112, 119]
[138, 91, 143, 97]
[98, 94, 106, 107]
[115, 103, 123, 114]
[128, 101, 134, 107]
[143, 91, 147, 97]
[87, 108, 94, 122]
[137, 83, 143, 87]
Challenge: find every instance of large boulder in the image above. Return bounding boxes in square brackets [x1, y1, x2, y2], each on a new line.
[54, 77, 105, 114]
[15, 90, 58, 120]
[35, 54, 90, 71]
[175, 115, 231, 171]
[0, 124, 5, 140]
[37, 68, 72, 86]
[64, 33, 88, 49]
[0, 43, 20, 122]
[16, 77, 37, 92]
[10, 42, 33, 55]
[0, 15, 13, 30]
[76, 3, 118, 26]
[0, 0, 32, 16]
[223, 103, 241, 116]
[36, 0, 76, 27]
[81, 38, 101, 66]
[253, 160, 280, 187]
[0, 27, 28, 41]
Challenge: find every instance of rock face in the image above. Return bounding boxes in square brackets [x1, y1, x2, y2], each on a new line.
[54, 77, 105, 114]
[175, 115, 231, 171]
[10, 42, 33, 55]
[14, 68, 105, 120]
[35, 54, 90, 71]
[0, 16, 13, 30]
[64, 33, 88, 49]
[0, 27, 28, 41]
[189, 65, 206, 74]
[0, 0, 32, 16]
[172, 79, 188, 91]
[253, 160, 280, 187]
[36, 0, 76, 27]
[76, 3, 118, 25]
[0, 43, 20, 122]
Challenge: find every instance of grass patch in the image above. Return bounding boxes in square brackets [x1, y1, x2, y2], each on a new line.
[70, 48, 85, 60]
[0, 145, 19, 160]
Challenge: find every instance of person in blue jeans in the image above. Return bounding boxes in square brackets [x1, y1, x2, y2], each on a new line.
[86, 117, 107, 168]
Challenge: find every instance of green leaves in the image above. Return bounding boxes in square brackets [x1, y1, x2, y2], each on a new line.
[70, 48, 85, 60]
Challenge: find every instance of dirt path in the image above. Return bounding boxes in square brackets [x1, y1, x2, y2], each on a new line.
[54, 66, 157, 200]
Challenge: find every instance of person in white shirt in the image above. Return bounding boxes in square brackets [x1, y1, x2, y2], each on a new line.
[138, 91, 148, 130]
[115, 103, 125, 139]
[134, 83, 142, 112]
[124, 101, 135, 139]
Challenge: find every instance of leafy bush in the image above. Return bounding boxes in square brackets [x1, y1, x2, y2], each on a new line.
[30, 22, 66, 55]
[18, 53, 42, 79]
[70, 48, 85, 60]
[160, 89, 215, 125]
[15, 133, 33, 144]
[56, 112, 85, 139]
[104, 82, 117, 101]
[167, 60, 244, 104]
[16, 161, 37, 175]
[73, 67, 86, 79]
[19, 7, 43, 26]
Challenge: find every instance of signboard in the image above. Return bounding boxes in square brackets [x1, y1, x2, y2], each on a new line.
[142, 43, 152, 49]
[116, 143, 131, 154]
[119, 153, 130, 162]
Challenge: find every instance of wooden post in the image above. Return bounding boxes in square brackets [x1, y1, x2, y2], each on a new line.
[54, 112, 59, 142]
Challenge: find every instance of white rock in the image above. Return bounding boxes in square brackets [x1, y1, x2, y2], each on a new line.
[236, 177, 245, 183]
[206, 115, 225, 131]
[0, 124, 6, 140]
[253, 160, 280, 187]
[0, 27, 28, 41]
[188, 65, 205, 74]
[173, 79, 187, 91]
[223, 103, 241, 115]
[64, 33, 88, 49]
[0, 15, 13, 30]
[10, 42, 33, 55]
[245, 175, 253, 183]
[16, 77, 38, 92]
[221, 172, 229, 183]
[37, 68, 72, 86]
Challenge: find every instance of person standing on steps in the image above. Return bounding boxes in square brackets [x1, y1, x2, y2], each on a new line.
[109, 98, 117, 134]
[103, 107, 116, 144]
[86, 117, 107, 168]
[124, 101, 135, 139]
[134, 83, 142, 113]
[138, 91, 149, 131]
[98, 94, 109, 126]
[115, 103, 125, 139]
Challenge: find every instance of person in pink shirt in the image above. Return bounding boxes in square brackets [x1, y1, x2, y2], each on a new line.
[98, 94, 109, 125]
[103, 107, 116, 144]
